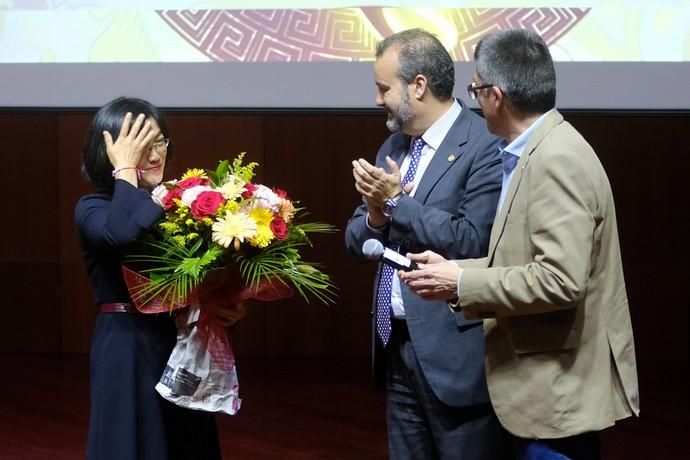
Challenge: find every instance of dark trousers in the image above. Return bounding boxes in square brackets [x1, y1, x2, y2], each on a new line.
[512, 432, 601, 460]
[385, 319, 511, 460]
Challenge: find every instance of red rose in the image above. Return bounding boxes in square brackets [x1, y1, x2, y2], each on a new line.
[242, 182, 257, 199]
[162, 187, 183, 210]
[270, 215, 288, 239]
[177, 176, 209, 191]
[191, 191, 225, 220]
[273, 187, 288, 199]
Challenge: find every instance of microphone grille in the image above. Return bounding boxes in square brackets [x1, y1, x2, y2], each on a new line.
[362, 239, 384, 260]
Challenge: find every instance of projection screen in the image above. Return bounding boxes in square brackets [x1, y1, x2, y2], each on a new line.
[1, 1, 689, 110]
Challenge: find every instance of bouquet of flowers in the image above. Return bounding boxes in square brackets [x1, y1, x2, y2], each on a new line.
[127, 153, 336, 309]
[122, 153, 336, 414]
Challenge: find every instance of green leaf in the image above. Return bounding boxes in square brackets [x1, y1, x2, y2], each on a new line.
[206, 160, 229, 186]
[216, 160, 229, 182]
[200, 246, 223, 266]
[177, 257, 204, 278]
[149, 272, 165, 283]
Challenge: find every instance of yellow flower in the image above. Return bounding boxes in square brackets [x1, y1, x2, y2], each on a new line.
[245, 208, 276, 248]
[223, 201, 241, 213]
[250, 224, 274, 248]
[218, 179, 246, 200]
[212, 211, 258, 250]
[192, 218, 213, 232]
[174, 200, 189, 216]
[160, 221, 181, 234]
[180, 168, 208, 181]
[249, 207, 274, 226]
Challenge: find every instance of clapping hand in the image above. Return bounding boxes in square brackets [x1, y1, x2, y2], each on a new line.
[352, 156, 408, 208]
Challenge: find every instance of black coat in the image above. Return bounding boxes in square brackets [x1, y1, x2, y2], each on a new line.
[75, 180, 221, 460]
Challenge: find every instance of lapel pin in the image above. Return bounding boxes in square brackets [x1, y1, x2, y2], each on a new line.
[447, 154, 456, 162]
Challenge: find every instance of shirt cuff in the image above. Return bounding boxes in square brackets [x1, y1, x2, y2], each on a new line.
[365, 212, 388, 232]
[456, 267, 463, 298]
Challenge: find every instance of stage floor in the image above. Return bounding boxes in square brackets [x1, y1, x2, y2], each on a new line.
[0, 355, 686, 459]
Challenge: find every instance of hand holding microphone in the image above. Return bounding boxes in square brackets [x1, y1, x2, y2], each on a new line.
[362, 239, 418, 271]
[363, 240, 460, 301]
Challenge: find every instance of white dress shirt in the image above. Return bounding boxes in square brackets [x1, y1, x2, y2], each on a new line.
[368, 99, 462, 318]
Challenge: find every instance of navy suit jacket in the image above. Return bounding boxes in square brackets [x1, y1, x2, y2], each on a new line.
[345, 102, 502, 406]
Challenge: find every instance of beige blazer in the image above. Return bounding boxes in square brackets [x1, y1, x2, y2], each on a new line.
[457, 109, 639, 438]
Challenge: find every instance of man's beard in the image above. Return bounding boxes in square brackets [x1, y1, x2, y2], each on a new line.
[385, 91, 414, 133]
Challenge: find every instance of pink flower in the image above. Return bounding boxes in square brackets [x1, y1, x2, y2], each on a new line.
[161, 187, 183, 210]
[270, 215, 288, 239]
[191, 191, 225, 220]
[181, 185, 213, 207]
[177, 176, 209, 190]
[242, 182, 257, 199]
[273, 188, 289, 199]
[160, 177, 211, 210]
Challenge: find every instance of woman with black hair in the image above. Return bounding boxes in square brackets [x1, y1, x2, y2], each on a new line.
[75, 97, 222, 460]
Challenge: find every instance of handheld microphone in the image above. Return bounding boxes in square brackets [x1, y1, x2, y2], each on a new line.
[362, 239, 418, 272]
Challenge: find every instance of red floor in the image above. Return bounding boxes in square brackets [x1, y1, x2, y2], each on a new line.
[0, 354, 686, 459]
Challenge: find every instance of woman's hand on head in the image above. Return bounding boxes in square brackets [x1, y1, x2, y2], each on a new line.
[103, 112, 160, 170]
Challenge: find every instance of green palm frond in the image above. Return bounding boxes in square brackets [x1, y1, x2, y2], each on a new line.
[231, 222, 338, 304]
[126, 235, 223, 308]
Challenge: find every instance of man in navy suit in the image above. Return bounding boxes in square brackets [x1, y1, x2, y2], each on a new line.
[345, 29, 510, 459]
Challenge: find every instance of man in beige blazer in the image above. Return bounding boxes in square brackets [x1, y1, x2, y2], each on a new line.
[399, 29, 639, 459]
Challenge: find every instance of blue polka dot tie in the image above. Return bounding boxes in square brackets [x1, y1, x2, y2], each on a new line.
[375, 136, 425, 346]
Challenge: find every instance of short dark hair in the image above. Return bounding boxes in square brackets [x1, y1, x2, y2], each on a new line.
[376, 28, 455, 101]
[474, 29, 556, 115]
[81, 97, 173, 191]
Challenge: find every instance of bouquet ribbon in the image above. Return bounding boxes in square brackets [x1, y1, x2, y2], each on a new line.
[122, 266, 294, 372]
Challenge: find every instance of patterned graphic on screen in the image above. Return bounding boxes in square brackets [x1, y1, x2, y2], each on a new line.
[156, 8, 589, 62]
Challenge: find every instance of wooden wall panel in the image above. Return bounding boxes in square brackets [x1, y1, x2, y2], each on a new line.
[567, 114, 688, 366]
[57, 112, 97, 353]
[0, 113, 60, 352]
[260, 114, 387, 358]
[0, 109, 687, 369]
[165, 114, 265, 179]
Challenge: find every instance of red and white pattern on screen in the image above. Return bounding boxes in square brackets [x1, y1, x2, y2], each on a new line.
[156, 7, 590, 63]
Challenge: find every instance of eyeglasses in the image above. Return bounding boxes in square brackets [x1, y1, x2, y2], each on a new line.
[152, 138, 170, 152]
[467, 83, 494, 100]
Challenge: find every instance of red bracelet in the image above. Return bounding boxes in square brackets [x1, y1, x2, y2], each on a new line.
[112, 167, 142, 179]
